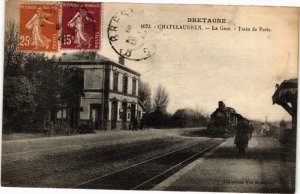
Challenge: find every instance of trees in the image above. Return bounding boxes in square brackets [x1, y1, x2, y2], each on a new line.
[60, 68, 84, 128]
[138, 80, 152, 113]
[4, 21, 25, 77]
[173, 108, 209, 128]
[144, 84, 171, 128]
[152, 84, 169, 113]
[280, 119, 287, 129]
[138, 82, 170, 114]
[3, 20, 65, 132]
[3, 21, 34, 132]
[139, 82, 209, 129]
[3, 76, 36, 132]
[23, 54, 65, 128]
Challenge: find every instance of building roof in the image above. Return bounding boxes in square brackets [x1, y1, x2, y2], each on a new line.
[58, 52, 109, 63]
[272, 79, 297, 104]
[57, 52, 140, 76]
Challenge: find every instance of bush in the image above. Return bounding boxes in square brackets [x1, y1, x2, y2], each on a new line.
[142, 108, 208, 129]
[3, 76, 36, 132]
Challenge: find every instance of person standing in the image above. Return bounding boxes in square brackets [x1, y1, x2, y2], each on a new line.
[234, 119, 250, 154]
[133, 117, 138, 131]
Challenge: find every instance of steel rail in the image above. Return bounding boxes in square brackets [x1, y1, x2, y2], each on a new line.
[132, 139, 226, 190]
[71, 138, 224, 189]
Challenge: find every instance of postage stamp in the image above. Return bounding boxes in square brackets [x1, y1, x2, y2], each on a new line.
[61, 2, 101, 50]
[19, 3, 59, 52]
[108, 9, 156, 61]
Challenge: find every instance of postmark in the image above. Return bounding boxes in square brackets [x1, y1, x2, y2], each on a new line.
[108, 9, 156, 61]
[61, 2, 101, 50]
[19, 3, 59, 52]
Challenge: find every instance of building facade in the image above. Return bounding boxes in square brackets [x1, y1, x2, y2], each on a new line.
[55, 52, 143, 130]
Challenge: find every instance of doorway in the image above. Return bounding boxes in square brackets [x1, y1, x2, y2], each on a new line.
[122, 102, 127, 129]
[111, 101, 118, 130]
[90, 104, 102, 130]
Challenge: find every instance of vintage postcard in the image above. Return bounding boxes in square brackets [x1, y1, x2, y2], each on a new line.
[2, 0, 299, 193]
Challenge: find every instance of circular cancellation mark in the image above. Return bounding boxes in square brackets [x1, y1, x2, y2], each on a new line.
[107, 9, 156, 61]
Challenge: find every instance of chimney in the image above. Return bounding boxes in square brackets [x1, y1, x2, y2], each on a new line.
[119, 56, 125, 65]
[89, 52, 96, 60]
[218, 101, 225, 109]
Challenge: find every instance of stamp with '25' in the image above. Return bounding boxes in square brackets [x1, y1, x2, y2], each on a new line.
[61, 2, 101, 50]
[19, 3, 59, 52]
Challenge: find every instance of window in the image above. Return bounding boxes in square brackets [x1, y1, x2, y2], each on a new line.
[127, 112, 131, 120]
[123, 75, 128, 94]
[119, 108, 123, 120]
[132, 78, 137, 96]
[113, 71, 119, 91]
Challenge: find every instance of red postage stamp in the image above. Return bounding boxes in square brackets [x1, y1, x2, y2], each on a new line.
[19, 3, 59, 52]
[61, 2, 101, 50]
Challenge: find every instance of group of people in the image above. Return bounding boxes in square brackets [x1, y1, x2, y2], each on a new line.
[130, 117, 144, 131]
[259, 123, 270, 136]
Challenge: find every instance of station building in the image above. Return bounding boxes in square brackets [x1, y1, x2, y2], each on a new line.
[55, 52, 143, 130]
[272, 79, 297, 129]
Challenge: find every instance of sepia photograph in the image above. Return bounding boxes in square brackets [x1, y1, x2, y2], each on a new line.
[1, 0, 299, 193]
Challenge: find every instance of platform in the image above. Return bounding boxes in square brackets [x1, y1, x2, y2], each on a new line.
[153, 134, 295, 193]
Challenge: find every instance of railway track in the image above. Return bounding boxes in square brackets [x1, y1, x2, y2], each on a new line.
[3, 138, 169, 171]
[2, 137, 200, 187]
[72, 138, 226, 190]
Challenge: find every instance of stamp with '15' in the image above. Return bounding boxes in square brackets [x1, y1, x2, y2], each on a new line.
[61, 2, 101, 50]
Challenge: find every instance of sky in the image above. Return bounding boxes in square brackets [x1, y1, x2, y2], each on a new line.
[5, 0, 299, 121]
